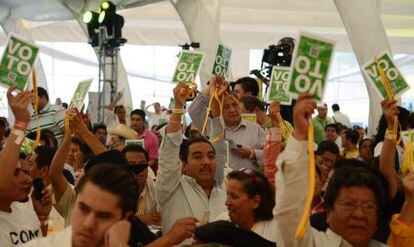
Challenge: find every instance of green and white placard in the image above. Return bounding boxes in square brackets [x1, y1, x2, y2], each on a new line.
[212, 44, 232, 78]
[241, 113, 257, 123]
[125, 139, 145, 148]
[287, 32, 335, 102]
[267, 66, 292, 105]
[172, 50, 204, 84]
[68, 79, 93, 110]
[362, 51, 410, 99]
[140, 100, 146, 110]
[0, 34, 39, 91]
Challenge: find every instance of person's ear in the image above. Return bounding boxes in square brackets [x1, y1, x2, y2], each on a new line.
[252, 194, 261, 210]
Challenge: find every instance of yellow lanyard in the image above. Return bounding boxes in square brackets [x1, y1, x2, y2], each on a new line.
[295, 122, 315, 239]
[402, 130, 414, 177]
[276, 112, 292, 141]
[136, 193, 147, 216]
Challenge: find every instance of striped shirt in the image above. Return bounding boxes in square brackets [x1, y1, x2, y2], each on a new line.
[27, 103, 66, 141]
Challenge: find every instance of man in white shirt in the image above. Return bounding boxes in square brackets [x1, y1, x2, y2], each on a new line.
[0, 86, 52, 246]
[332, 103, 352, 128]
[145, 102, 170, 127]
[156, 83, 227, 245]
[122, 145, 160, 226]
[275, 93, 387, 247]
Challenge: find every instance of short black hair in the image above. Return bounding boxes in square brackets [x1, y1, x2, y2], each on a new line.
[34, 145, 57, 169]
[239, 96, 265, 112]
[324, 164, 386, 217]
[71, 137, 82, 147]
[36, 87, 49, 101]
[344, 130, 360, 145]
[26, 129, 58, 148]
[179, 137, 215, 163]
[84, 150, 128, 172]
[75, 164, 138, 216]
[315, 140, 340, 156]
[325, 123, 339, 133]
[114, 105, 125, 113]
[227, 170, 274, 221]
[130, 109, 146, 120]
[122, 144, 149, 163]
[332, 104, 340, 112]
[93, 123, 107, 134]
[233, 77, 259, 96]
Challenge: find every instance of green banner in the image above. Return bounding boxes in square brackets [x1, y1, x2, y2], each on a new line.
[140, 100, 146, 110]
[287, 33, 335, 102]
[0, 34, 39, 91]
[212, 44, 232, 78]
[267, 66, 292, 105]
[362, 51, 410, 99]
[69, 79, 93, 110]
[172, 50, 204, 84]
[125, 139, 145, 148]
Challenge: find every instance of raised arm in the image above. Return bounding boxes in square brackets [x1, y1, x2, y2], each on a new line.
[70, 109, 107, 155]
[0, 86, 32, 193]
[49, 135, 71, 202]
[106, 91, 123, 112]
[379, 99, 399, 199]
[156, 83, 188, 206]
[188, 83, 210, 135]
[274, 93, 317, 247]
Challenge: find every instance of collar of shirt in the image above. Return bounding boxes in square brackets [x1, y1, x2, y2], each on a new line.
[138, 128, 149, 138]
[325, 228, 352, 247]
[39, 102, 52, 114]
[225, 119, 247, 132]
[139, 182, 148, 198]
[182, 175, 218, 193]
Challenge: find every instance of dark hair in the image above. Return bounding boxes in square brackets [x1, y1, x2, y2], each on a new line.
[332, 104, 340, 112]
[130, 109, 146, 120]
[227, 170, 274, 221]
[84, 150, 128, 172]
[26, 129, 58, 148]
[239, 96, 265, 112]
[0, 117, 7, 130]
[122, 144, 149, 163]
[179, 137, 215, 163]
[71, 137, 82, 147]
[359, 138, 373, 152]
[315, 141, 340, 156]
[114, 105, 125, 113]
[344, 130, 360, 145]
[34, 145, 57, 169]
[36, 87, 49, 101]
[324, 164, 386, 216]
[62, 103, 68, 109]
[325, 123, 339, 133]
[374, 106, 410, 146]
[75, 164, 138, 216]
[315, 165, 321, 179]
[233, 77, 259, 96]
[93, 123, 107, 134]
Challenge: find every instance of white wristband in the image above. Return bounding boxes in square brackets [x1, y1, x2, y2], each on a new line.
[11, 128, 25, 145]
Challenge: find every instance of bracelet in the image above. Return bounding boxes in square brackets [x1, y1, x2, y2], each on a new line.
[11, 128, 25, 145]
[38, 215, 49, 226]
[14, 121, 28, 130]
[172, 108, 185, 114]
[385, 129, 397, 142]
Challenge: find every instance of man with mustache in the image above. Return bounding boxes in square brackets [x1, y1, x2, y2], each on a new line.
[156, 82, 227, 245]
[0, 86, 52, 246]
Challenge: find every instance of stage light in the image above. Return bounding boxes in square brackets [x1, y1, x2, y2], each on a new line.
[101, 1, 110, 10]
[83, 11, 99, 24]
[98, 11, 105, 23]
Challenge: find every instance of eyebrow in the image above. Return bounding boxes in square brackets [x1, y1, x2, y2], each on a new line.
[79, 201, 115, 218]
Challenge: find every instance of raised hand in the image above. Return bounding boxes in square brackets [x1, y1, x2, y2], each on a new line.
[7, 86, 33, 124]
[293, 93, 317, 141]
[173, 82, 189, 109]
[209, 76, 228, 98]
[32, 186, 52, 218]
[164, 217, 198, 245]
[381, 99, 398, 129]
[268, 101, 281, 125]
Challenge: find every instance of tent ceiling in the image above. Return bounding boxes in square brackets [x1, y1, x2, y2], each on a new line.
[0, 0, 414, 53]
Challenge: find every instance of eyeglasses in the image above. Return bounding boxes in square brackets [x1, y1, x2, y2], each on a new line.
[336, 200, 378, 214]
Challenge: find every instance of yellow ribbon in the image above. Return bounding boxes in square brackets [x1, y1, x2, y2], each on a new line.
[376, 59, 400, 143]
[276, 112, 292, 141]
[402, 130, 414, 177]
[32, 70, 41, 148]
[296, 121, 315, 239]
[64, 112, 75, 137]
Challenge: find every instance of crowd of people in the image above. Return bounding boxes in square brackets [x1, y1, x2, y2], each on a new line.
[0, 73, 413, 247]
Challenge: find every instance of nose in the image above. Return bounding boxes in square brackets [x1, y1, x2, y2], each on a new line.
[83, 213, 97, 230]
[225, 197, 231, 206]
[351, 205, 366, 219]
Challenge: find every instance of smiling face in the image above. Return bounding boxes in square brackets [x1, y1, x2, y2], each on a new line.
[182, 142, 216, 186]
[223, 95, 241, 128]
[225, 179, 260, 229]
[327, 186, 378, 247]
[71, 182, 123, 247]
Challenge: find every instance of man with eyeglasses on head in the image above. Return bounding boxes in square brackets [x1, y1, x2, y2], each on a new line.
[122, 144, 160, 226]
[275, 93, 414, 247]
